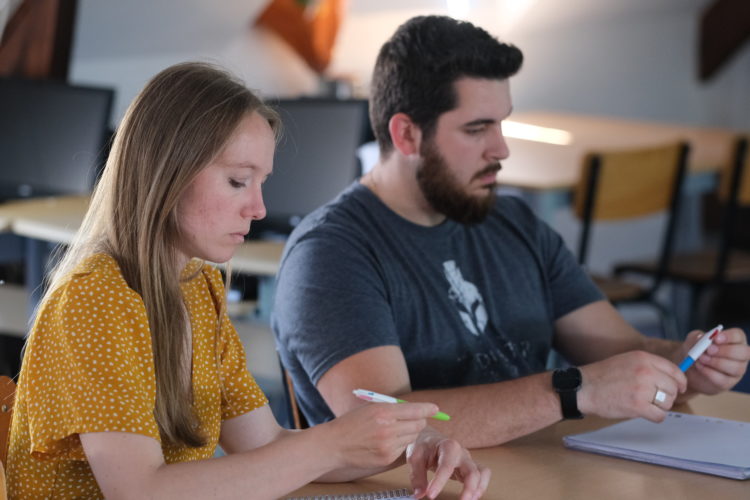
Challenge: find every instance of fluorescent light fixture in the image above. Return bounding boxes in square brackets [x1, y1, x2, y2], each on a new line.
[504, 120, 573, 145]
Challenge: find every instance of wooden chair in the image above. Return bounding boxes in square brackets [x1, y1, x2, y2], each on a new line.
[615, 137, 750, 329]
[574, 142, 690, 339]
[279, 360, 308, 430]
[0, 375, 16, 500]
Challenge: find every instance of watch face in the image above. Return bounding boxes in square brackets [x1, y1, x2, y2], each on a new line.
[554, 368, 582, 391]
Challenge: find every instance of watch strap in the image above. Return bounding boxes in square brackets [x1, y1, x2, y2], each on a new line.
[553, 367, 584, 420]
[559, 387, 583, 419]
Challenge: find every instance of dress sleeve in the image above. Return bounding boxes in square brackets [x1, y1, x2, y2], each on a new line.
[23, 270, 160, 461]
[203, 267, 268, 420]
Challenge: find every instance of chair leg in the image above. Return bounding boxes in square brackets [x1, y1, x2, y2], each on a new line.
[651, 300, 681, 340]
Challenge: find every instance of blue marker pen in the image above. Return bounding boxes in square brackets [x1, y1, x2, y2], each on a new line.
[679, 324, 723, 372]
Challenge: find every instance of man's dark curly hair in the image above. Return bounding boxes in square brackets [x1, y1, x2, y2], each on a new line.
[370, 15, 523, 156]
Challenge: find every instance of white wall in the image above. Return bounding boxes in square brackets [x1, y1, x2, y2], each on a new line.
[70, 0, 750, 130]
[508, 1, 750, 129]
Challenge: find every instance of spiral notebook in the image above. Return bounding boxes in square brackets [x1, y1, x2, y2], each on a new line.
[287, 488, 414, 500]
[563, 412, 750, 480]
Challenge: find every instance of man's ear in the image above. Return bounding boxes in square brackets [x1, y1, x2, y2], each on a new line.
[388, 113, 422, 157]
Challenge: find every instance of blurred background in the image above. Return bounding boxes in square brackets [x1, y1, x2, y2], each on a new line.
[1, 0, 749, 424]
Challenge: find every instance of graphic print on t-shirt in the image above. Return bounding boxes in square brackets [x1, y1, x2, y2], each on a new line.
[443, 260, 487, 336]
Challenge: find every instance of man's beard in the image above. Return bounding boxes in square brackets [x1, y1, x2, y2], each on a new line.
[416, 141, 499, 225]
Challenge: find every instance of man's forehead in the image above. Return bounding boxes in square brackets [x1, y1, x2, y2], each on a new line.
[444, 77, 512, 122]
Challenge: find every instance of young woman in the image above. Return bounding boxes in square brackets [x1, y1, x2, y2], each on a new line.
[6, 62, 489, 499]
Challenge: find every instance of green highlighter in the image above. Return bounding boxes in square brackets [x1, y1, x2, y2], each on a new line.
[353, 388, 451, 421]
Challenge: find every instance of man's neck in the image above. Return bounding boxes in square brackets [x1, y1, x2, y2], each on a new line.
[361, 158, 446, 227]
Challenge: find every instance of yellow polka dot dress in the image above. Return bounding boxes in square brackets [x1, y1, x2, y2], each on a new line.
[7, 254, 268, 498]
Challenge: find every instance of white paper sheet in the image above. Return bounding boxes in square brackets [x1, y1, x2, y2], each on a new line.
[564, 412, 750, 479]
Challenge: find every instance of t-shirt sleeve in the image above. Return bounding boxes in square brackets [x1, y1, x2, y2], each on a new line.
[273, 231, 399, 386]
[519, 199, 605, 318]
[24, 271, 161, 461]
[204, 267, 268, 420]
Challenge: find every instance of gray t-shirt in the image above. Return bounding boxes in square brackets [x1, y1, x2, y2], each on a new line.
[272, 182, 603, 425]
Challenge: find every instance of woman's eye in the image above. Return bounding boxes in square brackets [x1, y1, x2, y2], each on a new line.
[229, 179, 247, 188]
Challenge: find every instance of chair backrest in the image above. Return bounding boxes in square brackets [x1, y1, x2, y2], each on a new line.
[574, 142, 690, 289]
[0, 376, 16, 470]
[718, 136, 750, 207]
[713, 136, 750, 282]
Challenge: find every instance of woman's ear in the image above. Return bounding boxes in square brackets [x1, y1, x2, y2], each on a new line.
[388, 113, 422, 157]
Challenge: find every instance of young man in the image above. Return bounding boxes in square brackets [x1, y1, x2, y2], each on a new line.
[272, 16, 750, 448]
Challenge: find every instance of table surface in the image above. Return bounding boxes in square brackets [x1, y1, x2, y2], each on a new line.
[501, 111, 744, 190]
[0, 195, 285, 276]
[287, 391, 750, 500]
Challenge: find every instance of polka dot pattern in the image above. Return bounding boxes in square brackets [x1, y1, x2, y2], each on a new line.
[6, 253, 267, 498]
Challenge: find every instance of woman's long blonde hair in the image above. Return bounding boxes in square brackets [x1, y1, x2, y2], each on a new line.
[43, 62, 280, 447]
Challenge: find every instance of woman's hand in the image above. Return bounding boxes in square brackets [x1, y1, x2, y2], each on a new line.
[406, 426, 490, 500]
[320, 402, 438, 470]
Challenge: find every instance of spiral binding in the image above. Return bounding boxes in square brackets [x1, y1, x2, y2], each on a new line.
[287, 488, 412, 500]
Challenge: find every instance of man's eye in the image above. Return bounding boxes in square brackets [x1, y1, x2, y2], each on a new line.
[229, 179, 246, 188]
[466, 127, 484, 135]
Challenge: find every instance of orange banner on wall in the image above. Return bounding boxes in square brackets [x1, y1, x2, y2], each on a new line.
[254, 0, 344, 74]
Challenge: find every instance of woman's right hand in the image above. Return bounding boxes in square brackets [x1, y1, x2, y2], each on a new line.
[319, 402, 439, 469]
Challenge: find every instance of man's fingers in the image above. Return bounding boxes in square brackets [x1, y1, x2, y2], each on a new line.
[694, 360, 736, 389]
[651, 355, 688, 393]
[642, 403, 669, 423]
[699, 354, 747, 378]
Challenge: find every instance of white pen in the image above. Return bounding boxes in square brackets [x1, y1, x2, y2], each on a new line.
[352, 389, 451, 421]
[679, 324, 723, 372]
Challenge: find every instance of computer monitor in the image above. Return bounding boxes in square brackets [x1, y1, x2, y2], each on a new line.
[0, 78, 114, 200]
[254, 98, 372, 236]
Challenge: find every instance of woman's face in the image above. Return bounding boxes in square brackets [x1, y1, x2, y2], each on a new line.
[175, 111, 275, 268]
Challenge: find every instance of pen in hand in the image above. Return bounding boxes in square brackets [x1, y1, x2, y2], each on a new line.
[679, 324, 723, 372]
[353, 389, 451, 421]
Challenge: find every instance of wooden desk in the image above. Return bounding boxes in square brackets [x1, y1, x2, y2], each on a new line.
[0, 195, 285, 276]
[502, 112, 742, 191]
[288, 391, 750, 500]
[0, 195, 286, 325]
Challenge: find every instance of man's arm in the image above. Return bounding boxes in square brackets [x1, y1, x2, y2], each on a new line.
[556, 301, 750, 404]
[317, 301, 692, 448]
[318, 345, 565, 448]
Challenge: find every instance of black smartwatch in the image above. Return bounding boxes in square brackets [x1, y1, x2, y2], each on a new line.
[552, 367, 583, 420]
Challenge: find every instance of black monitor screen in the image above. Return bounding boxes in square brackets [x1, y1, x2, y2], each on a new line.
[256, 98, 372, 236]
[0, 78, 114, 199]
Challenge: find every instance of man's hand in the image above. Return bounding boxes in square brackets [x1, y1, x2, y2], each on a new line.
[679, 327, 750, 398]
[578, 351, 687, 422]
[406, 426, 490, 500]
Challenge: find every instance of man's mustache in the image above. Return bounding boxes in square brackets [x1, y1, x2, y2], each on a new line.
[472, 162, 502, 181]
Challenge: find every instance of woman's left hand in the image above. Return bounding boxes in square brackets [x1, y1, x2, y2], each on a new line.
[405, 426, 490, 500]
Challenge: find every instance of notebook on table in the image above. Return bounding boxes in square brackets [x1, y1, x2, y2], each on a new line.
[563, 412, 750, 480]
[287, 488, 414, 500]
